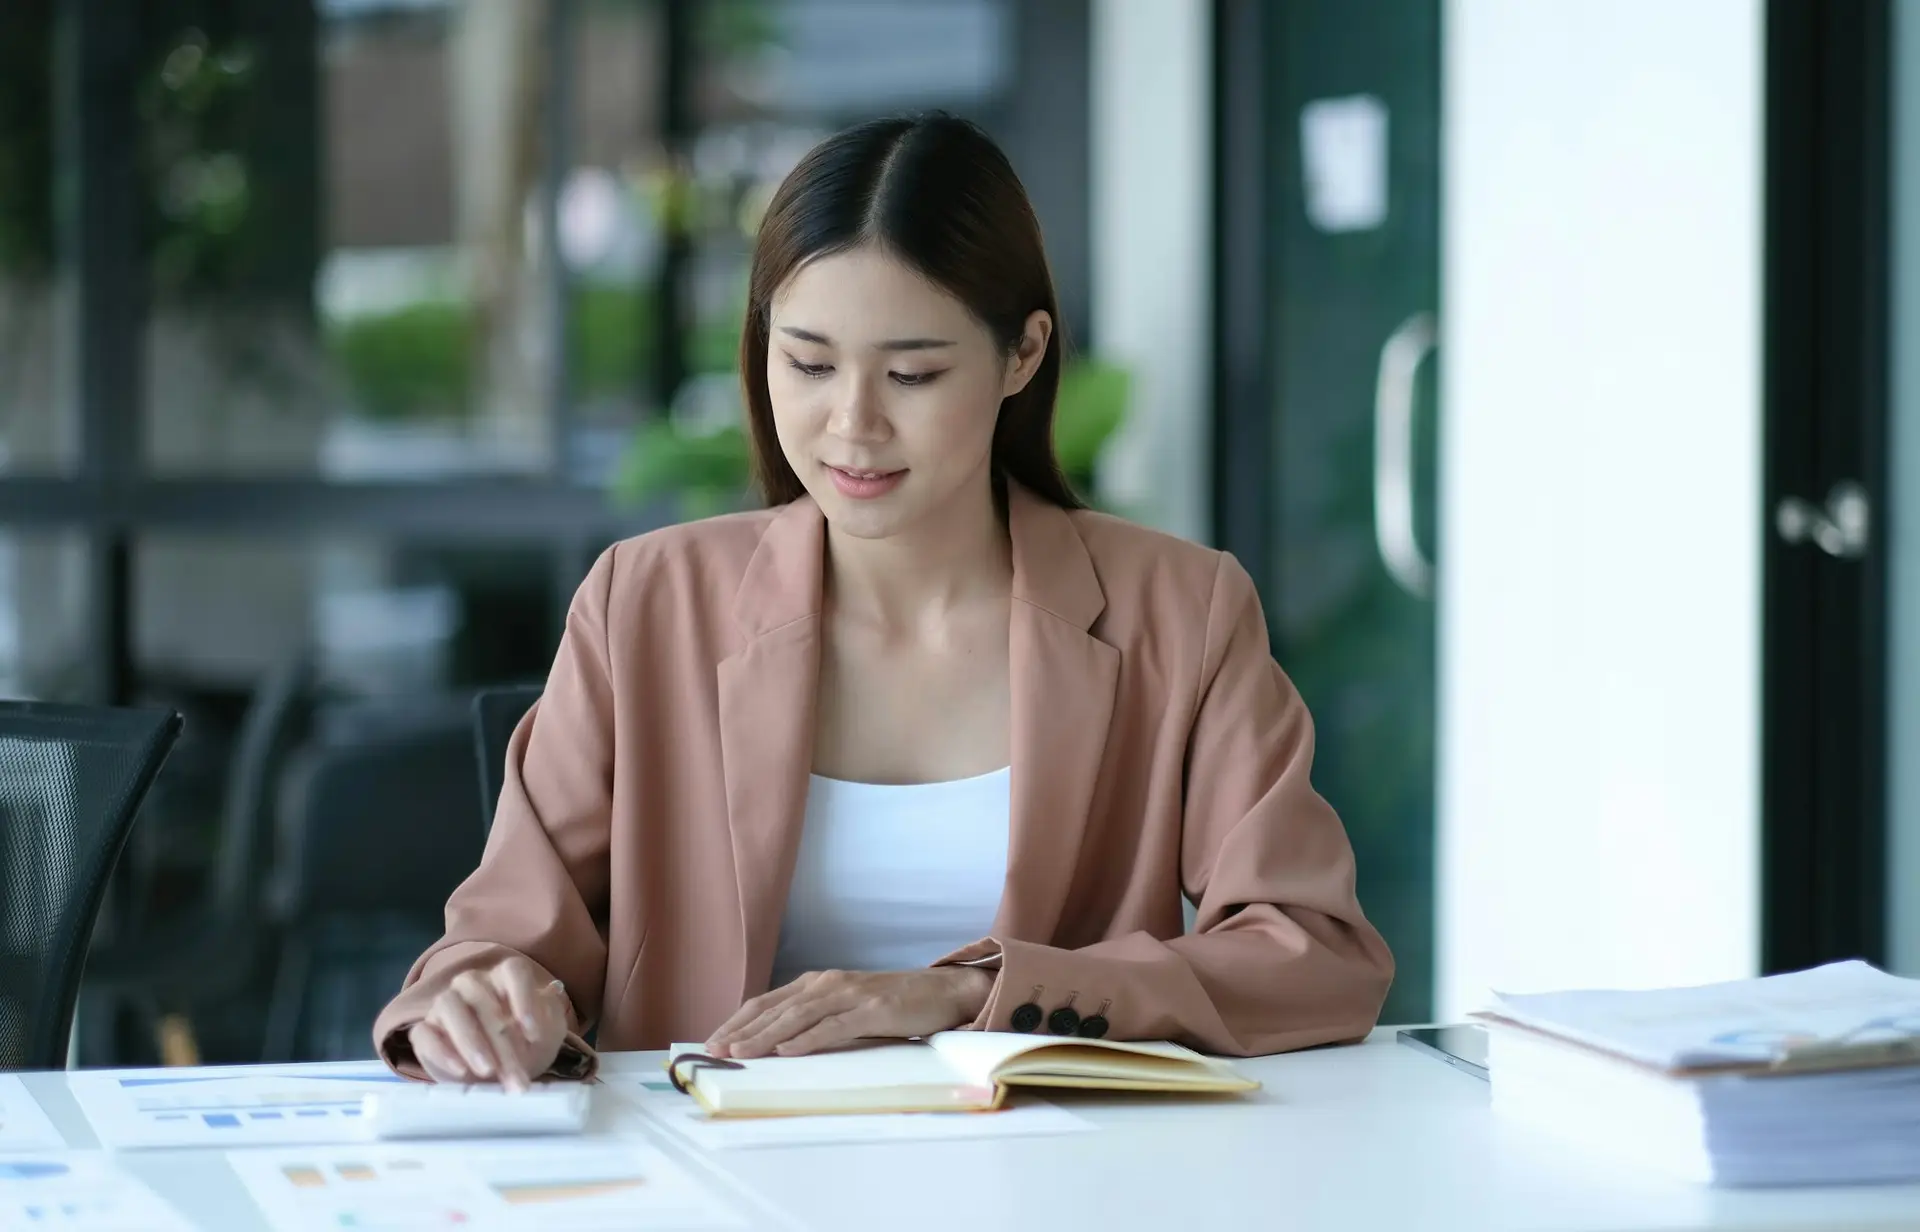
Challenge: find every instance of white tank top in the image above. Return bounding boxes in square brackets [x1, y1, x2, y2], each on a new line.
[769, 766, 1011, 990]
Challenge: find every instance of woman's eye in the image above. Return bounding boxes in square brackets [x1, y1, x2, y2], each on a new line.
[890, 370, 943, 387]
[787, 357, 832, 379]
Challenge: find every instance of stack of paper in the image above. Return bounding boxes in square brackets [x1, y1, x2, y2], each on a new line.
[1476, 960, 1920, 1187]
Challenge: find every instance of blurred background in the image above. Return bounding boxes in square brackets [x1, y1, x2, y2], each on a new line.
[0, 0, 1908, 1067]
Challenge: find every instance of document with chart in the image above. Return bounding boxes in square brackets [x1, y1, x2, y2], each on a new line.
[0, 1074, 63, 1149]
[226, 1140, 755, 1231]
[0, 1153, 193, 1230]
[66, 1062, 412, 1149]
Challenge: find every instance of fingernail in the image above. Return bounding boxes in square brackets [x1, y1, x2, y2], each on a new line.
[469, 1053, 494, 1077]
[521, 1015, 540, 1034]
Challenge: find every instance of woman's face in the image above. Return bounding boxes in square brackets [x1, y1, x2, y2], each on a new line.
[766, 245, 1049, 541]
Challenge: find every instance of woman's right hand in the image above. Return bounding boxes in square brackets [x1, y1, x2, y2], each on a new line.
[408, 956, 571, 1092]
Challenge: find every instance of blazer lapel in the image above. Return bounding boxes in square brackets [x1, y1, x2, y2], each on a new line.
[717, 499, 825, 1003]
[993, 486, 1119, 944]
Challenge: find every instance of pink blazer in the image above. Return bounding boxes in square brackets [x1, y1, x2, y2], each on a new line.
[374, 484, 1393, 1076]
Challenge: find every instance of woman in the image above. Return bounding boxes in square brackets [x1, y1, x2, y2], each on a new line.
[374, 113, 1393, 1090]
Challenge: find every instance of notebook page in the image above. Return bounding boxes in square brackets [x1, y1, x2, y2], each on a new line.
[926, 1032, 1209, 1086]
[668, 1042, 965, 1099]
[1486, 960, 1920, 1070]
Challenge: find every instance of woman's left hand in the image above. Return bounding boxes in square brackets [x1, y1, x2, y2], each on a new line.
[706, 967, 995, 1059]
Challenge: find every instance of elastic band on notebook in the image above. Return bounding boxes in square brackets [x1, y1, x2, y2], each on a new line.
[667, 1052, 745, 1094]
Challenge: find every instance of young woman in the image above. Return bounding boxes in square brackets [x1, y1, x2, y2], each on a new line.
[374, 113, 1393, 1089]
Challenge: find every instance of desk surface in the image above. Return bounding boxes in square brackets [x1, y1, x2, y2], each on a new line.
[15, 1030, 1920, 1232]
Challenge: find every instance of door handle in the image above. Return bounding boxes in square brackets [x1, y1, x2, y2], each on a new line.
[1374, 312, 1438, 598]
[1775, 480, 1870, 559]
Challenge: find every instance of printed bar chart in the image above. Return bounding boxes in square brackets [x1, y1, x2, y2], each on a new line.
[228, 1141, 751, 1230]
[68, 1064, 410, 1149]
[0, 1154, 194, 1230]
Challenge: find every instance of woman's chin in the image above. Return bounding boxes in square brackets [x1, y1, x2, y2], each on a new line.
[820, 499, 912, 540]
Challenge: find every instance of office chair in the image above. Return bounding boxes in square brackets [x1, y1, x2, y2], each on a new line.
[471, 684, 540, 829]
[260, 696, 487, 1061]
[81, 659, 318, 1065]
[0, 701, 184, 1071]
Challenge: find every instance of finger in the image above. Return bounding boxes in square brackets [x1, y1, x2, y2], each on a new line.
[540, 980, 571, 1038]
[729, 991, 851, 1060]
[498, 1026, 543, 1094]
[463, 982, 532, 1092]
[710, 986, 815, 1057]
[496, 966, 556, 1038]
[774, 1008, 868, 1057]
[708, 982, 808, 1055]
[711, 982, 802, 1041]
[410, 1022, 472, 1085]
[412, 1022, 469, 1084]
[435, 991, 502, 1081]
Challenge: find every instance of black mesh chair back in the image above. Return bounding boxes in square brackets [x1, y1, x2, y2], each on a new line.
[472, 685, 540, 830]
[74, 659, 318, 1068]
[0, 702, 184, 1070]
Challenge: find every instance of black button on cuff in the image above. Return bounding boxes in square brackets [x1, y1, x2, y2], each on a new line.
[1047, 1006, 1082, 1036]
[1009, 1002, 1044, 1033]
[1076, 1014, 1109, 1039]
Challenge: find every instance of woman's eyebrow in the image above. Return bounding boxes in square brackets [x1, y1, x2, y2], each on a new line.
[777, 326, 955, 351]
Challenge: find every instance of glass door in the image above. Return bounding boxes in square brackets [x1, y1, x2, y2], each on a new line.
[1215, 0, 1442, 1021]
[1761, 0, 1893, 976]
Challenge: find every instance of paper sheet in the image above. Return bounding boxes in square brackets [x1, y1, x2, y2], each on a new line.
[1487, 959, 1920, 1069]
[226, 1140, 751, 1231]
[0, 1152, 194, 1230]
[612, 1070, 1095, 1151]
[67, 1062, 411, 1149]
[0, 1075, 64, 1150]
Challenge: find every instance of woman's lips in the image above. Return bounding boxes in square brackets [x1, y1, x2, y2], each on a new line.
[825, 464, 907, 500]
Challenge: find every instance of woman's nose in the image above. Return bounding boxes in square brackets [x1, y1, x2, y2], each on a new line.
[828, 376, 890, 441]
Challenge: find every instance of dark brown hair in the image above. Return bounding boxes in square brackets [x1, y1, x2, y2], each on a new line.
[739, 112, 1083, 510]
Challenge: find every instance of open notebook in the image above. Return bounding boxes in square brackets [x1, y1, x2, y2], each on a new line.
[665, 1032, 1260, 1118]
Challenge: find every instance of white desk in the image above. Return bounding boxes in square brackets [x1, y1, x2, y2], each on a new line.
[16, 1030, 1920, 1231]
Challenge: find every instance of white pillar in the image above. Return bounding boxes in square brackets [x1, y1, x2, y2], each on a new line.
[1436, 0, 1766, 1015]
[1089, 0, 1212, 544]
[1889, 0, 1920, 978]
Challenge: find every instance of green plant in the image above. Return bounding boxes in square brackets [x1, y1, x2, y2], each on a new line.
[325, 301, 473, 420]
[323, 283, 678, 421]
[610, 357, 1133, 516]
[613, 419, 753, 519]
[1053, 359, 1131, 493]
[571, 282, 657, 397]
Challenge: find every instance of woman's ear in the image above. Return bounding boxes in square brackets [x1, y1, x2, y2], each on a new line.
[1002, 310, 1054, 397]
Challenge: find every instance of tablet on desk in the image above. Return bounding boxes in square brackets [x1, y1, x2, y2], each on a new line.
[1397, 1025, 1489, 1080]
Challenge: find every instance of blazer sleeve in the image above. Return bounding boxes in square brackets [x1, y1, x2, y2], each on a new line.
[371, 546, 620, 1080]
[937, 551, 1395, 1057]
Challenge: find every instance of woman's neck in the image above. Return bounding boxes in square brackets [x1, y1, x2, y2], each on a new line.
[823, 482, 1011, 630]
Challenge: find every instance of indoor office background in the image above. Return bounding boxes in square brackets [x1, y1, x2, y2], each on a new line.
[0, 0, 1910, 1070]
[0, 0, 1091, 1067]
